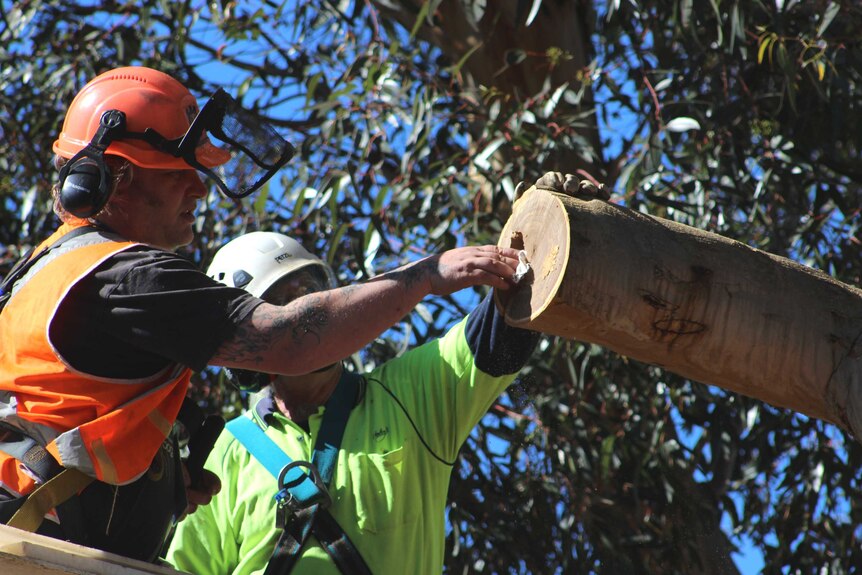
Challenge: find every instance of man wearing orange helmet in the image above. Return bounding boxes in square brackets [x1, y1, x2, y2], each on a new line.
[0, 66, 523, 563]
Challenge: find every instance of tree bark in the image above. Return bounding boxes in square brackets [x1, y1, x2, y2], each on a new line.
[496, 186, 862, 436]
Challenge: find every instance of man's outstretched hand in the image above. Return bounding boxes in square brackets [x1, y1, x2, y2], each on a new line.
[403, 245, 522, 295]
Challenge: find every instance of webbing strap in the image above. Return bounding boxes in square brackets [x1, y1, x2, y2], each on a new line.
[265, 506, 316, 564]
[0, 225, 97, 313]
[226, 415, 283, 476]
[227, 416, 326, 510]
[313, 509, 373, 575]
[0, 431, 60, 481]
[313, 371, 359, 483]
[227, 371, 371, 575]
[264, 505, 371, 575]
[7, 468, 94, 532]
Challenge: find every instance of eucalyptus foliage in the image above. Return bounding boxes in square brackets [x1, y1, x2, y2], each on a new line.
[2, 0, 861, 573]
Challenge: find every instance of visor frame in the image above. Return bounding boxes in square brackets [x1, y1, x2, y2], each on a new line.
[183, 89, 296, 199]
[174, 88, 231, 163]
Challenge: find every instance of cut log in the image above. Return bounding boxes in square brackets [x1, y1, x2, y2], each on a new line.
[495, 186, 862, 436]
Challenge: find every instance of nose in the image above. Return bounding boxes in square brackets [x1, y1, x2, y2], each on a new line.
[185, 171, 207, 198]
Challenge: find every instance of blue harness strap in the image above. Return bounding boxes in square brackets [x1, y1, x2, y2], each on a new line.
[224, 415, 282, 475]
[226, 371, 371, 575]
[227, 415, 328, 511]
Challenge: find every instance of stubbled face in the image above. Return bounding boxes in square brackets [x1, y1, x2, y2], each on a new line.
[103, 166, 207, 250]
[260, 268, 330, 305]
[249, 264, 343, 421]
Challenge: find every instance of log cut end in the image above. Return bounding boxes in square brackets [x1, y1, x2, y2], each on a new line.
[494, 187, 570, 326]
[491, 185, 862, 432]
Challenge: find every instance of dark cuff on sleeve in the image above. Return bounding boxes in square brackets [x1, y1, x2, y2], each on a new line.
[464, 292, 540, 377]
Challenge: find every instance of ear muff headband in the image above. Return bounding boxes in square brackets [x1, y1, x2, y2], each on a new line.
[58, 110, 128, 219]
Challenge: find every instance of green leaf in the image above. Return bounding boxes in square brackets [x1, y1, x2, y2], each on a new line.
[708, 0, 723, 46]
[410, 1, 432, 40]
[252, 183, 269, 216]
[665, 117, 701, 132]
[817, 2, 840, 38]
[525, 0, 542, 27]
[327, 223, 348, 267]
[599, 435, 615, 479]
[757, 33, 773, 65]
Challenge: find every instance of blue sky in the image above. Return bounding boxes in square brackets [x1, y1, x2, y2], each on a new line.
[184, 3, 782, 571]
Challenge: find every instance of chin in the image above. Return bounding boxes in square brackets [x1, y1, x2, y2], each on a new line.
[173, 230, 195, 249]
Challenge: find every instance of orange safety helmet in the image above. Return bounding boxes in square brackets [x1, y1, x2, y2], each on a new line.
[53, 66, 230, 169]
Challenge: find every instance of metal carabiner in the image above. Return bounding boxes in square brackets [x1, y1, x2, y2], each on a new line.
[274, 460, 332, 528]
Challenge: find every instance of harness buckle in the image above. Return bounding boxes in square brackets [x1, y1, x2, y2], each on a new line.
[274, 460, 332, 528]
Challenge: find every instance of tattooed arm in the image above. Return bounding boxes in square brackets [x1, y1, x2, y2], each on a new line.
[210, 245, 520, 375]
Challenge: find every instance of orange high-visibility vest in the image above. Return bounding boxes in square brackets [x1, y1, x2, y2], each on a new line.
[0, 224, 191, 493]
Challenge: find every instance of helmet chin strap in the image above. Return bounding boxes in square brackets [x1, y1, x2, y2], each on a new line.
[313, 362, 340, 374]
[267, 363, 338, 389]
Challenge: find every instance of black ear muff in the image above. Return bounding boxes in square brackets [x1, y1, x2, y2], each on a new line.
[58, 156, 112, 219]
[57, 109, 128, 219]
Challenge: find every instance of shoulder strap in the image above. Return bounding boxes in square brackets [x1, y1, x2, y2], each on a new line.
[226, 415, 329, 511]
[312, 370, 361, 483]
[226, 370, 363, 486]
[0, 225, 97, 313]
[0, 430, 60, 481]
[225, 415, 286, 477]
[226, 371, 371, 575]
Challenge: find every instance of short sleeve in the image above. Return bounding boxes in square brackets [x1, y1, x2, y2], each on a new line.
[51, 246, 263, 378]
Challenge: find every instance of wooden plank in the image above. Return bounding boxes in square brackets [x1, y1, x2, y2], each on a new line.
[0, 524, 185, 574]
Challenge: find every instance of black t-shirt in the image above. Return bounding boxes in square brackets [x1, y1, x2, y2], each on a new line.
[50, 246, 263, 379]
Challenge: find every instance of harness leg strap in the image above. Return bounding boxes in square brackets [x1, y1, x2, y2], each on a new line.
[263, 506, 371, 575]
[7, 468, 94, 532]
[264, 506, 316, 575]
[313, 510, 372, 575]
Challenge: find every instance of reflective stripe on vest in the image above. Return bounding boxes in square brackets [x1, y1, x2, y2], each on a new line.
[0, 225, 191, 487]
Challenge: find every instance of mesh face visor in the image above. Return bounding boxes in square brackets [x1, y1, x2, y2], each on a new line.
[124, 88, 295, 199]
[178, 89, 295, 199]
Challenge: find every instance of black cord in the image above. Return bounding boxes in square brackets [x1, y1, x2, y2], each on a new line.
[365, 375, 456, 467]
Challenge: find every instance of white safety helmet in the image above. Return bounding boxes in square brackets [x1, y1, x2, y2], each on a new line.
[207, 231, 335, 298]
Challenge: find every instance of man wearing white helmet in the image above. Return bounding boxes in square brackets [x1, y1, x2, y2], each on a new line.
[165, 231, 539, 575]
[204, 231, 341, 392]
[0, 66, 522, 562]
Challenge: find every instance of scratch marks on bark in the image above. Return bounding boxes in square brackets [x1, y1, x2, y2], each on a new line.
[640, 264, 713, 346]
[654, 317, 707, 336]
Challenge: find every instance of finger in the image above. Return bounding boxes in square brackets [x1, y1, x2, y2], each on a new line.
[201, 469, 222, 495]
[473, 254, 519, 276]
[475, 245, 521, 260]
[464, 248, 519, 269]
[181, 462, 192, 487]
[186, 488, 214, 507]
[472, 269, 514, 290]
[460, 258, 519, 284]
